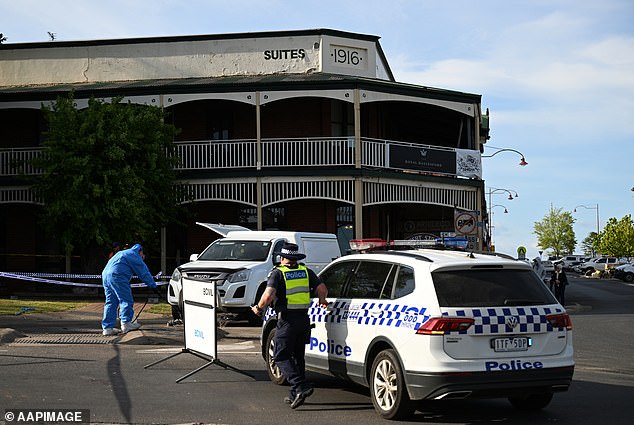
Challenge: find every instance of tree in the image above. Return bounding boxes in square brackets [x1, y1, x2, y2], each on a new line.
[30, 93, 180, 272]
[596, 215, 634, 258]
[580, 232, 599, 257]
[0, 33, 7, 43]
[533, 205, 576, 257]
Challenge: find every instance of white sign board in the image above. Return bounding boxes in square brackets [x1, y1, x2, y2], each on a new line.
[182, 277, 217, 358]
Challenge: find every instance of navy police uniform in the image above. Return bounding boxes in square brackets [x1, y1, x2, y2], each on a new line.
[267, 263, 321, 402]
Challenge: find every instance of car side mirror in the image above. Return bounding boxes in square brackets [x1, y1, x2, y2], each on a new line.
[190, 254, 199, 262]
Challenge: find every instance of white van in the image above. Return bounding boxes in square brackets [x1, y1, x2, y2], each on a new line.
[167, 223, 341, 322]
[559, 255, 586, 270]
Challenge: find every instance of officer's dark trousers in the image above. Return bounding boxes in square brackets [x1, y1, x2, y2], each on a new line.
[274, 310, 311, 396]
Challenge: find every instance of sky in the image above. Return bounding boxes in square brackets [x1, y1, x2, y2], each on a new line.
[1, 0, 633, 259]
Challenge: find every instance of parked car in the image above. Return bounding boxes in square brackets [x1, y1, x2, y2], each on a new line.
[542, 259, 555, 274]
[559, 255, 587, 271]
[614, 263, 634, 283]
[168, 223, 341, 322]
[577, 257, 621, 274]
[260, 245, 574, 419]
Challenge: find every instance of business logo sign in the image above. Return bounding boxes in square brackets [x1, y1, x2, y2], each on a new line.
[388, 144, 457, 175]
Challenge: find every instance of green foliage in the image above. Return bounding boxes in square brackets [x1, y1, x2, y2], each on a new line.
[580, 232, 599, 256]
[30, 93, 180, 262]
[533, 205, 576, 257]
[596, 215, 634, 258]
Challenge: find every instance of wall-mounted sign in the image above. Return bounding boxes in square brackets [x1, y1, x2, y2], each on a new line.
[389, 144, 456, 175]
[328, 44, 368, 71]
[454, 211, 478, 235]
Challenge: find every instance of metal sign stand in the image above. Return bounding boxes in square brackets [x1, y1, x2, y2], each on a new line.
[144, 278, 254, 382]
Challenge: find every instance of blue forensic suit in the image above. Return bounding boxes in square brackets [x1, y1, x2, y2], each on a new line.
[101, 243, 157, 329]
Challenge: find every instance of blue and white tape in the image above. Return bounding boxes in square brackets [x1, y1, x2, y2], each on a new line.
[0, 271, 169, 288]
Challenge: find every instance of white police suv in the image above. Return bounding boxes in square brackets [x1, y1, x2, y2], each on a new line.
[260, 245, 574, 420]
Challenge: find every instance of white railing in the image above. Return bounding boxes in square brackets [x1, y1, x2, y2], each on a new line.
[0, 148, 43, 175]
[261, 137, 355, 167]
[1, 137, 464, 175]
[172, 139, 257, 170]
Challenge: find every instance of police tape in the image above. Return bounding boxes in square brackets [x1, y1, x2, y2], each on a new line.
[0, 271, 170, 288]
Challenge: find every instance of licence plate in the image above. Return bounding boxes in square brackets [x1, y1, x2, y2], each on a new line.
[492, 337, 531, 352]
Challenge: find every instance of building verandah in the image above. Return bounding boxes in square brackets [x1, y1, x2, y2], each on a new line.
[0, 29, 487, 273]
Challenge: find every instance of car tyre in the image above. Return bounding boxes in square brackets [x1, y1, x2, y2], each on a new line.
[624, 273, 634, 283]
[264, 327, 286, 385]
[508, 393, 553, 410]
[370, 349, 414, 420]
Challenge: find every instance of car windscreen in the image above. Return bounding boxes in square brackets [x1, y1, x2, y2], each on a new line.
[432, 268, 558, 307]
[198, 240, 271, 262]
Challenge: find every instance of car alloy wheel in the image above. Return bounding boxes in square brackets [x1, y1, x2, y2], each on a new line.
[370, 349, 413, 420]
[265, 327, 286, 385]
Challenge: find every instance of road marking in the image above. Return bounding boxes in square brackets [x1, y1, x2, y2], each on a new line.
[137, 341, 258, 355]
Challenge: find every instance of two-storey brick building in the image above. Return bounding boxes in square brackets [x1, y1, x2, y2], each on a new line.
[0, 29, 489, 274]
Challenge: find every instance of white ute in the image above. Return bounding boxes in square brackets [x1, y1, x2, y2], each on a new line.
[168, 223, 341, 323]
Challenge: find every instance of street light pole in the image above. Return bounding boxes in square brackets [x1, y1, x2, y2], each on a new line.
[574, 204, 600, 257]
[574, 204, 600, 235]
[486, 187, 519, 250]
[488, 204, 509, 250]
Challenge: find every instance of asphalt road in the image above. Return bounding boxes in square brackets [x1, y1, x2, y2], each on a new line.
[1, 274, 633, 424]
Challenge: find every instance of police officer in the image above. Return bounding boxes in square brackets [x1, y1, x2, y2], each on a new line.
[251, 242, 328, 409]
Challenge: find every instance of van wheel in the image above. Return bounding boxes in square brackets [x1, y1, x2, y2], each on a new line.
[370, 349, 414, 420]
[264, 327, 286, 385]
[508, 393, 553, 410]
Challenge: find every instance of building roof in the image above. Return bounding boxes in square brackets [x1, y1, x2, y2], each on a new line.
[0, 28, 382, 50]
[0, 73, 480, 105]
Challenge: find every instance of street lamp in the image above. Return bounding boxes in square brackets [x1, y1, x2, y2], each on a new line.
[482, 146, 528, 166]
[488, 204, 509, 249]
[485, 187, 519, 250]
[487, 187, 519, 201]
[574, 204, 600, 235]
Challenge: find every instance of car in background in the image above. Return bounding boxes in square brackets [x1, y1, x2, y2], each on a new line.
[614, 263, 634, 283]
[542, 259, 555, 274]
[576, 257, 621, 275]
[559, 255, 587, 271]
[260, 245, 574, 419]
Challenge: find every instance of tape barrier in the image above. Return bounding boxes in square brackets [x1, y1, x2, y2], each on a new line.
[0, 271, 170, 288]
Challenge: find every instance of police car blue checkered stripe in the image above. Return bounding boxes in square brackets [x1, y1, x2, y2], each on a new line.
[308, 300, 430, 330]
[443, 306, 564, 334]
[271, 301, 564, 335]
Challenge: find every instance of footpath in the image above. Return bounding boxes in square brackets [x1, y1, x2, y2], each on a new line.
[0, 302, 250, 346]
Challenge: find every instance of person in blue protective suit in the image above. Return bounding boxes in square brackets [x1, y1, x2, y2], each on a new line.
[251, 242, 328, 409]
[101, 243, 158, 335]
